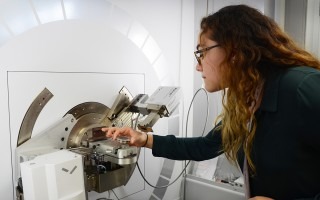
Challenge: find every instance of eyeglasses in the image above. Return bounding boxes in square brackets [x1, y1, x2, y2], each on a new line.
[194, 44, 220, 64]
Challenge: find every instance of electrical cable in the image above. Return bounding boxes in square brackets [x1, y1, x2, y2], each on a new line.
[111, 189, 119, 200]
[135, 88, 209, 188]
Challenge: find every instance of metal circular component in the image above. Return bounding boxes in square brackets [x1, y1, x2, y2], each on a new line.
[116, 136, 131, 144]
[64, 102, 110, 119]
[65, 102, 112, 148]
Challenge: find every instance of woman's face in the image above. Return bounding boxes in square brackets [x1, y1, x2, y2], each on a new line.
[196, 35, 226, 92]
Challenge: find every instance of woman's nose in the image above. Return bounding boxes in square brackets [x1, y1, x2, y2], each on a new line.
[196, 63, 202, 71]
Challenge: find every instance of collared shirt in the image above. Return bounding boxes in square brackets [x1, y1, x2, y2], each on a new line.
[249, 66, 320, 199]
[152, 66, 320, 200]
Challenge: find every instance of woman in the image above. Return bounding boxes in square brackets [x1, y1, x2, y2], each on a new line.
[102, 5, 320, 200]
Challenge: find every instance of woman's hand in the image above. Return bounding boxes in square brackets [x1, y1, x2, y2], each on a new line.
[101, 127, 152, 148]
[248, 196, 274, 200]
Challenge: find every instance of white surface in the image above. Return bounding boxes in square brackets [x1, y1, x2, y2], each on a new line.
[146, 86, 181, 114]
[209, 0, 264, 13]
[0, 0, 39, 35]
[305, 0, 320, 58]
[185, 174, 245, 200]
[20, 150, 86, 200]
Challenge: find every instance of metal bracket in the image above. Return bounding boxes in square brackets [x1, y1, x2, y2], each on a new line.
[17, 88, 53, 147]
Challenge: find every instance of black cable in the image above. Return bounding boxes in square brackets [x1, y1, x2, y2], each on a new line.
[136, 161, 190, 189]
[111, 189, 120, 200]
[135, 88, 209, 188]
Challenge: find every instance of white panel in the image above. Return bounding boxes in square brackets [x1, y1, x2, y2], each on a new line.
[109, 0, 182, 83]
[305, 0, 320, 58]
[153, 54, 169, 81]
[191, 158, 218, 179]
[211, 0, 264, 13]
[0, 23, 11, 46]
[185, 175, 245, 200]
[20, 150, 86, 200]
[109, 6, 133, 35]
[64, 0, 112, 21]
[128, 21, 149, 48]
[274, 0, 285, 29]
[0, 0, 38, 35]
[0, 69, 12, 200]
[142, 36, 162, 64]
[32, 0, 64, 24]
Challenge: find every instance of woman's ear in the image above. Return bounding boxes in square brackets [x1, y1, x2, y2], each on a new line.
[230, 50, 237, 63]
[231, 56, 235, 64]
[230, 53, 236, 63]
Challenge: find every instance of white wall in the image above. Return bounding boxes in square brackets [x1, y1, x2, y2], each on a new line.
[305, 0, 320, 58]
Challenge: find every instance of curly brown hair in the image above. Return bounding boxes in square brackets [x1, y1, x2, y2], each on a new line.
[200, 4, 320, 171]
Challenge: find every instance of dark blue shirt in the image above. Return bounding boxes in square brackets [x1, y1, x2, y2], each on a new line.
[152, 66, 320, 200]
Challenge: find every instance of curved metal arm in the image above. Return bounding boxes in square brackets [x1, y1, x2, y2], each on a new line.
[17, 88, 53, 147]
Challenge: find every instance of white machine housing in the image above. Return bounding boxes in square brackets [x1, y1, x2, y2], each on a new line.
[16, 86, 181, 200]
[20, 150, 86, 200]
